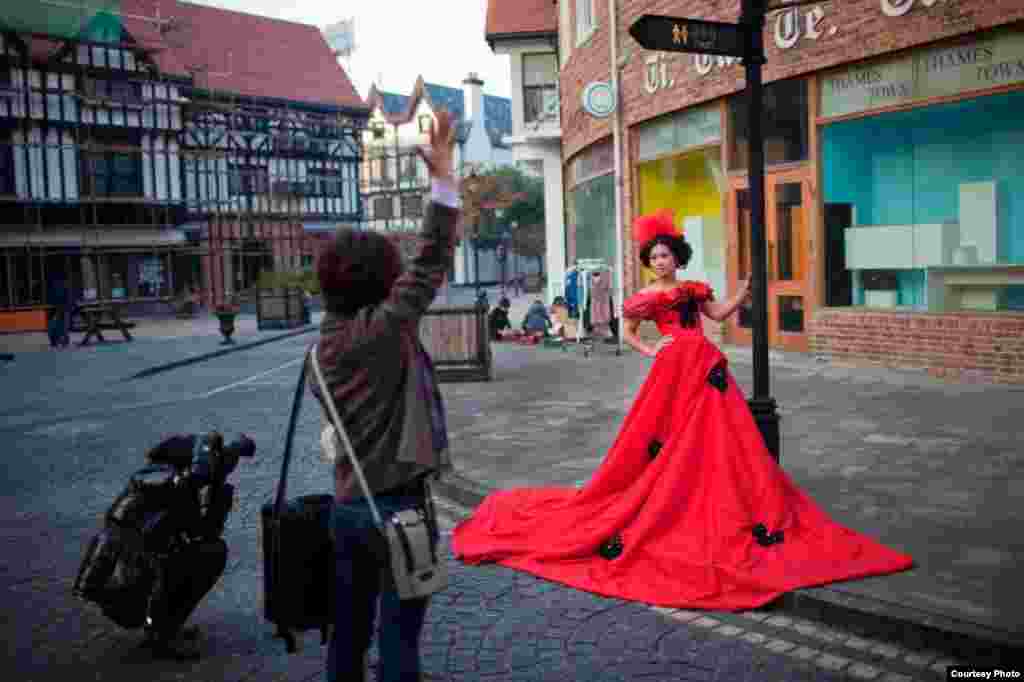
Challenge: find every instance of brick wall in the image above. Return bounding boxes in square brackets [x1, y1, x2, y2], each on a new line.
[810, 310, 1024, 384]
[561, 0, 1024, 162]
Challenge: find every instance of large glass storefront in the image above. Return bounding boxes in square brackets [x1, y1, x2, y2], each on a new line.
[823, 88, 1024, 313]
[566, 140, 617, 289]
[636, 102, 725, 296]
[820, 27, 1024, 313]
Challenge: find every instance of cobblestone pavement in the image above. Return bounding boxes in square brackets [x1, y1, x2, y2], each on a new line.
[0, 336, 985, 681]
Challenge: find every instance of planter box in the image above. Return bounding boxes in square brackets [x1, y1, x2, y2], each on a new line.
[257, 288, 308, 330]
[420, 304, 492, 382]
[0, 307, 50, 333]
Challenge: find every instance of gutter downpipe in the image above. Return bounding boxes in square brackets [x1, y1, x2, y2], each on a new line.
[608, 0, 626, 356]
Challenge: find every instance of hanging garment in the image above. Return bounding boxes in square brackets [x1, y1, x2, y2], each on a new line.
[453, 282, 914, 610]
[564, 270, 580, 318]
[589, 271, 612, 328]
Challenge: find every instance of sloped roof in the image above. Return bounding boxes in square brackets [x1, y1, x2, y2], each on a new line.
[485, 0, 557, 43]
[483, 94, 512, 145]
[365, 76, 510, 148]
[422, 82, 464, 120]
[16, 0, 365, 110]
[376, 91, 411, 116]
[158, 1, 364, 109]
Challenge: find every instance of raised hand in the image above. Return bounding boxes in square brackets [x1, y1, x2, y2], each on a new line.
[417, 108, 457, 181]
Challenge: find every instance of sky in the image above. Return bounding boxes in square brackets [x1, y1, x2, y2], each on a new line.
[189, 0, 511, 101]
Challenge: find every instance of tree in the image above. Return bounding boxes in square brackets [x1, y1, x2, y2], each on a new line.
[511, 221, 545, 276]
[460, 164, 545, 249]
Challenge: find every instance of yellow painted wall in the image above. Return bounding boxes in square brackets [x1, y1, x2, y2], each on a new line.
[636, 148, 724, 286]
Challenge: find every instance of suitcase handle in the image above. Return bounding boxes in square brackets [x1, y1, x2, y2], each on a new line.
[272, 351, 309, 518]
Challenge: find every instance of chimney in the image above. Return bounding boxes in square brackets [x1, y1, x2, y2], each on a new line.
[462, 72, 484, 123]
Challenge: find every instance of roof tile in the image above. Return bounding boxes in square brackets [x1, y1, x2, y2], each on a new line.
[485, 0, 557, 39]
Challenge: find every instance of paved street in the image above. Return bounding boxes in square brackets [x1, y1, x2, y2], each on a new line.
[0, 327, 1011, 681]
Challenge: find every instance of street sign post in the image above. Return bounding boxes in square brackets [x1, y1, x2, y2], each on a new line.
[628, 1, 781, 462]
[628, 15, 747, 58]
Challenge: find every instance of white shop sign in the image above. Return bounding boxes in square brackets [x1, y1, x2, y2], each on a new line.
[821, 28, 1024, 118]
[687, 0, 950, 78]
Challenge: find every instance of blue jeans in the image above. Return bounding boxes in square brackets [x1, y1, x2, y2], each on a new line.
[327, 492, 434, 682]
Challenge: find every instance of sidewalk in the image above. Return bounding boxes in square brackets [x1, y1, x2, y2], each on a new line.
[432, 341, 1024, 663]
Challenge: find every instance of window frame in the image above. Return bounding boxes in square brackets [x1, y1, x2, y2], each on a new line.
[0, 129, 14, 196]
[522, 53, 559, 125]
[81, 129, 143, 198]
[575, 0, 597, 47]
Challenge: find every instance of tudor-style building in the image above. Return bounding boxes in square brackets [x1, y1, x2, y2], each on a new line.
[0, 0, 367, 327]
[362, 74, 514, 286]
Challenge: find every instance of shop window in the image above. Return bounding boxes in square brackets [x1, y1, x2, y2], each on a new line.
[0, 130, 14, 196]
[83, 77, 142, 105]
[821, 89, 1024, 313]
[775, 182, 804, 282]
[523, 53, 559, 124]
[82, 129, 142, 197]
[778, 296, 804, 333]
[311, 168, 343, 196]
[729, 79, 808, 170]
[569, 173, 617, 288]
[373, 196, 393, 220]
[738, 303, 753, 329]
[402, 194, 423, 218]
[229, 164, 269, 195]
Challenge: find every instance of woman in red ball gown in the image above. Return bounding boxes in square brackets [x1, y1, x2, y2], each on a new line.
[452, 209, 914, 610]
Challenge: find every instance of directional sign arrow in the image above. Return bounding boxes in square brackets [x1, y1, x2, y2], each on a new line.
[629, 14, 748, 58]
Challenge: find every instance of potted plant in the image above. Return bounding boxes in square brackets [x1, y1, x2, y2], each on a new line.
[214, 298, 240, 344]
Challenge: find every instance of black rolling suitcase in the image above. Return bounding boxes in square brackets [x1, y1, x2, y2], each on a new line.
[261, 356, 334, 653]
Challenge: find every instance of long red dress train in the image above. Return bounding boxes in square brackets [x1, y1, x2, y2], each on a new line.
[452, 283, 913, 610]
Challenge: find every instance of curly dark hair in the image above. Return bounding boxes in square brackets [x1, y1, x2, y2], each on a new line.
[317, 228, 403, 316]
[639, 234, 692, 270]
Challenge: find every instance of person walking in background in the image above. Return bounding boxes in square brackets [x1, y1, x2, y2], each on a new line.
[47, 276, 70, 349]
[311, 109, 460, 682]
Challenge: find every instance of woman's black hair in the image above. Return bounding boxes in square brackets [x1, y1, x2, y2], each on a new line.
[639, 234, 692, 270]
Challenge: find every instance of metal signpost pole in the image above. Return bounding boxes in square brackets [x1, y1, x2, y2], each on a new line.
[741, 0, 781, 461]
[629, 4, 781, 461]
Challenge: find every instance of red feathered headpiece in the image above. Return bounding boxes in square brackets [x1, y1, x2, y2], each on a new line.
[632, 208, 680, 246]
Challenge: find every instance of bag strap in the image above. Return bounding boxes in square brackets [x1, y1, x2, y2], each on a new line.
[309, 344, 385, 529]
[273, 352, 309, 517]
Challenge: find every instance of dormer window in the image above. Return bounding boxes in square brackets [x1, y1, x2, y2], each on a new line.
[418, 114, 433, 134]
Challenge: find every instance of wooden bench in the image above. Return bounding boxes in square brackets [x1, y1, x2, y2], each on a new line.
[420, 303, 492, 382]
[73, 303, 135, 346]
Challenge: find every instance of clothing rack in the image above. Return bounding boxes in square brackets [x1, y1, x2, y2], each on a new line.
[562, 259, 620, 357]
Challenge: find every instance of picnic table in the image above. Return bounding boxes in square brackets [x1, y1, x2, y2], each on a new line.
[72, 302, 136, 346]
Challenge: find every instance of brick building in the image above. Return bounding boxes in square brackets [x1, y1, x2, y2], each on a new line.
[559, 0, 1024, 382]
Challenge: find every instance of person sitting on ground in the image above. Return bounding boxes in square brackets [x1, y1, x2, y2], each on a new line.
[488, 297, 513, 341]
[522, 299, 551, 340]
